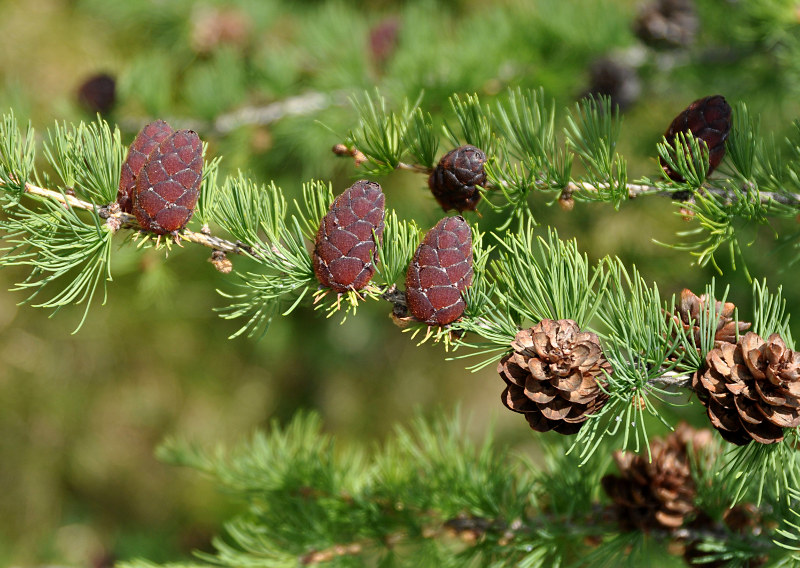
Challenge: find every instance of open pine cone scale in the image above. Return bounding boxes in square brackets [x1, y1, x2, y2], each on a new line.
[694, 331, 800, 445]
[499, 319, 611, 435]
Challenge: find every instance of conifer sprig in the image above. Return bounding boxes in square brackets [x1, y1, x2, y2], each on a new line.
[0, 102, 798, 527]
[339, 90, 800, 274]
[118, 410, 793, 568]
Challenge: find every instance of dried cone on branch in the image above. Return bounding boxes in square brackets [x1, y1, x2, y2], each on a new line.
[428, 145, 487, 212]
[634, 0, 698, 49]
[405, 216, 473, 326]
[497, 319, 611, 435]
[313, 180, 385, 293]
[118, 120, 175, 213]
[693, 332, 800, 446]
[602, 424, 706, 531]
[673, 288, 751, 348]
[132, 129, 203, 235]
[660, 95, 732, 182]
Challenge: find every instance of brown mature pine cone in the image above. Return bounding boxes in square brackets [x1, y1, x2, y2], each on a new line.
[660, 95, 732, 183]
[131, 129, 203, 235]
[312, 180, 385, 293]
[602, 424, 705, 531]
[672, 288, 751, 348]
[428, 145, 487, 212]
[118, 120, 175, 213]
[405, 216, 473, 326]
[497, 319, 611, 435]
[634, 0, 698, 49]
[693, 332, 800, 446]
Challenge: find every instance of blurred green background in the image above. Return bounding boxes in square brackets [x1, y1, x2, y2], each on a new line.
[1, 0, 800, 564]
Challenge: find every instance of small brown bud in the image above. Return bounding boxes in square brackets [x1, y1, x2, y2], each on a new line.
[558, 192, 575, 211]
[332, 143, 350, 156]
[210, 250, 233, 274]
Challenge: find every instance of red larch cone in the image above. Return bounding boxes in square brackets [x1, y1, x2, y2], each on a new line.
[131, 129, 203, 235]
[428, 145, 487, 212]
[405, 216, 473, 326]
[660, 95, 731, 182]
[312, 180, 385, 293]
[118, 120, 175, 213]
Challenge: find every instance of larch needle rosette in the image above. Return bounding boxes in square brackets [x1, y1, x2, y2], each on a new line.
[312, 180, 386, 292]
[405, 215, 473, 326]
[130, 128, 203, 235]
[660, 95, 732, 182]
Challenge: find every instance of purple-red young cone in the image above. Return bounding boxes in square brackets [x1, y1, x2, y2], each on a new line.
[660, 95, 732, 182]
[313, 180, 386, 292]
[428, 145, 487, 212]
[405, 216, 473, 326]
[118, 120, 175, 213]
[131, 129, 203, 234]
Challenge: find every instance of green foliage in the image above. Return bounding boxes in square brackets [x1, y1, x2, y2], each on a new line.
[374, 210, 419, 287]
[0, 195, 113, 333]
[776, 488, 800, 558]
[213, 173, 288, 249]
[444, 93, 496, 157]
[122, 410, 795, 568]
[494, 87, 572, 192]
[43, 116, 125, 204]
[492, 222, 606, 328]
[724, 436, 800, 507]
[404, 107, 439, 170]
[752, 278, 794, 345]
[133, 410, 540, 568]
[346, 91, 419, 174]
[565, 96, 627, 208]
[726, 102, 760, 181]
[657, 132, 711, 190]
[194, 153, 223, 225]
[294, 179, 335, 241]
[0, 110, 35, 195]
[597, 260, 679, 369]
[2, 68, 800, 562]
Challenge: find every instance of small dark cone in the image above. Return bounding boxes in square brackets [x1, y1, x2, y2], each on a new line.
[693, 331, 800, 446]
[634, 0, 698, 49]
[132, 129, 203, 235]
[405, 216, 473, 326]
[77, 73, 117, 116]
[118, 120, 175, 213]
[369, 17, 401, 71]
[312, 180, 386, 292]
[660, 95, 732, 183]
[602, 424, 704, 531]
[428, 145, 487, 212]
[584, 57, 641, 112]
[497, 320, 611, 435]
